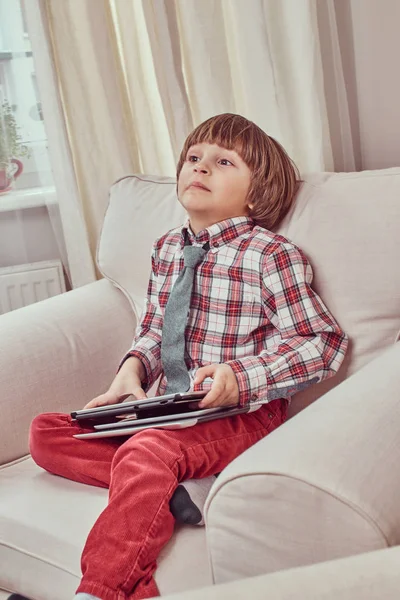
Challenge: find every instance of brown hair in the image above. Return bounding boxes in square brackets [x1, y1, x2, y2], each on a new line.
[176, 113, 301, 231]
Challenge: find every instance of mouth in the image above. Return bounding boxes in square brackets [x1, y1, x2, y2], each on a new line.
[187, 182, 211, 192]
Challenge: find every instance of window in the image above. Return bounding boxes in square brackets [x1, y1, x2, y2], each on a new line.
[0, 0, 54, 195]
[0, 0, 70, 313]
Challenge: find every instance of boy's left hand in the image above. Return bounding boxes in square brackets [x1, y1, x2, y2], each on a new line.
[194, 364, 240, 409]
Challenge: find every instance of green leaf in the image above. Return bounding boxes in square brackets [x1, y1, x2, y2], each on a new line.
[0, 99, 32, 168]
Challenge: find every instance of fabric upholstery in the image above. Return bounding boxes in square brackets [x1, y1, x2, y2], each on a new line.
[277, 168, 400, 413]
[0, 279, 135, 465]
[97, 175, 184, 319]
[151, 545, 400, 600]
[205, 341, 400, 583]
[0, 459, 211, 600]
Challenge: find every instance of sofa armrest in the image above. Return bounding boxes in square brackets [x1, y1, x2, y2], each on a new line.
[205, 341, 400, 584]
[157, 544, 400, 600]
[0, 279, 136, 465]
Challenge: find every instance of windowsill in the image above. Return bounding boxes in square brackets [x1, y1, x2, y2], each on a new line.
[0, 50, 33, 60]
[0, 186, 57, 212]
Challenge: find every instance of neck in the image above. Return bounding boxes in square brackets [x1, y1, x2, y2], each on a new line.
[188, 217, 212, 236]
[188, 213, 250, 236]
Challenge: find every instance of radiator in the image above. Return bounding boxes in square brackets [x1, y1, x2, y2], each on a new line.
[0, 259, 66, 315]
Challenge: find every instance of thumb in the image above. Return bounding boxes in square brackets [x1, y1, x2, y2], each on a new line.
[83, 389, 120, 410]
[194, 364, 218, 385]
[130, 386, 147, 400]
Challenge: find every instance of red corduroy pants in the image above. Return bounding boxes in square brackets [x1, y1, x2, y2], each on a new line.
[29, 398, 288, 600]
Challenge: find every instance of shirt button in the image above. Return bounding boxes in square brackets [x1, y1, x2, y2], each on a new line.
[251, 394, 258, 401]
[213, 241, 219, 248]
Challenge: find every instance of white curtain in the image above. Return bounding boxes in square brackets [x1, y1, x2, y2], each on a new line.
[111, 0, 337, 173]
[23, 0, 96, 287]
[316, 0, 357, 172]
[33, 0, 355, 280]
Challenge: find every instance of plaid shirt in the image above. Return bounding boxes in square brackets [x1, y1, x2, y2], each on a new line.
[124, 216, 348, 406]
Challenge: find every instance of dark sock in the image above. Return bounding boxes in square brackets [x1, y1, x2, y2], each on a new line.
[170, 475, 218, 526]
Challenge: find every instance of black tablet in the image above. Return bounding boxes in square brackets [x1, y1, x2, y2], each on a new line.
[70, 390, 207, 424]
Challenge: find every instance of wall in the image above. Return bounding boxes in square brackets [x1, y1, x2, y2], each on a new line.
[0, 207, 60, 269]
[336, 0, 400, 170]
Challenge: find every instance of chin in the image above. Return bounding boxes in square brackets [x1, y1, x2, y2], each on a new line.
[180, 195, 208, 212]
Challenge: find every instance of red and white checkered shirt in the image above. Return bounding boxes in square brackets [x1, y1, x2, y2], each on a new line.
[124, 216, 348, 405]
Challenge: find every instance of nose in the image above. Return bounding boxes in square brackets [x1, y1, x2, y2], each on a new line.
[193, 161, 209, 174]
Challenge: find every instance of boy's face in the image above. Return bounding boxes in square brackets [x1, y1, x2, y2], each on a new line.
[177, 142, 252, 232]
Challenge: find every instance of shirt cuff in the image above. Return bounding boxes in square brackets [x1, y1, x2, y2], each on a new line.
[228, 356, 321, 407]
[227, 357, 267, 406]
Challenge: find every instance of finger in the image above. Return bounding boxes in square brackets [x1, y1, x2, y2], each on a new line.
[202, 393, 238, 409]
[194, 364, 218, 385]
[83, 391, 118, 410]
[199, 380, 225, 408]
[130, 387, 147, 400]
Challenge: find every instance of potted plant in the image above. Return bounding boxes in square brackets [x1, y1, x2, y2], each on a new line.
[0, 99, 30, 193]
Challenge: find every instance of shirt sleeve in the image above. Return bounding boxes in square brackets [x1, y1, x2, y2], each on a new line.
[118, 241, 163, 391]
[227, 243, 349, 406]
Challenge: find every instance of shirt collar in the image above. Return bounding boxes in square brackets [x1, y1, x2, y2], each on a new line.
[180, 216, 254, 250]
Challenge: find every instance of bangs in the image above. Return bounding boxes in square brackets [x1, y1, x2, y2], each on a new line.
[178, 113, 264, 173]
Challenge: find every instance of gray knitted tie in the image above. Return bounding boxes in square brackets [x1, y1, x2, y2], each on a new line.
[161, 238, 209, 393]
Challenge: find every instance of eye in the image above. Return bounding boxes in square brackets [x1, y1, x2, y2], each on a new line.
[187, 155, 199, 162]
[219, 158, 233, 166]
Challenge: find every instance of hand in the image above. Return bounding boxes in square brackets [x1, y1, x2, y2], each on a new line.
[83, 356, 147, 409]
[83, 386, 146, 410]
[194, 364, 240, 409]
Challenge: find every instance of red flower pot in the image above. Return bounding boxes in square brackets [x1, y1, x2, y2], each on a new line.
[0, 158, 24, 193]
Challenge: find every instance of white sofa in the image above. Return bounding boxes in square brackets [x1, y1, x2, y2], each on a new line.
[0, 168, 399, 599]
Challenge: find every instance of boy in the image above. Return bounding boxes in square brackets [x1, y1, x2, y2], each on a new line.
[29, 113, 348, 600]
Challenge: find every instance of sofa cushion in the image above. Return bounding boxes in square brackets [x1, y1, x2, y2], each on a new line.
[277, 168, 400, 413]
[0, 458, 212, 599]
[97, 175, 184, 320]
[97, 169, 400, 412]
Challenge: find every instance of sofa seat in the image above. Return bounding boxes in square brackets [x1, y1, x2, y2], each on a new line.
[0, 458, 212, 600]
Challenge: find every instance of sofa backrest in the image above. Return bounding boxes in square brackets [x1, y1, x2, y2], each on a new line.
[97, 175, 184, 318]
[97, 168, 400, 413]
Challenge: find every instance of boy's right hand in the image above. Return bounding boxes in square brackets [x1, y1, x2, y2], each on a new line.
[83, 356, 147, 409]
